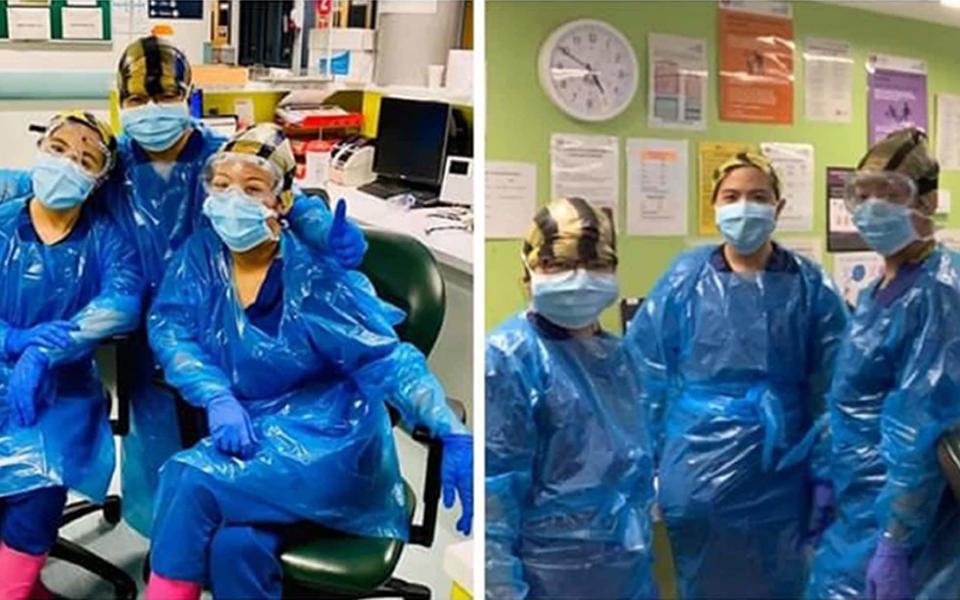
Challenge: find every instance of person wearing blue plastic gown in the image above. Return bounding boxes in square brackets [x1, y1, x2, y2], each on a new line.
[0, 111, 143, 600]
[485, 197, 657, 600]
[626, 152, 849, 600]
[805, 128, 960, 600]
[141, 123, 472, 600]
[0, 37, 371, 538]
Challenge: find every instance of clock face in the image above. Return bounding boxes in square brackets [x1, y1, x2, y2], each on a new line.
[539, 19, 639, 122]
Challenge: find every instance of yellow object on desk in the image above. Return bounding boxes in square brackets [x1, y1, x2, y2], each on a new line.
[451, 581, 471, 600]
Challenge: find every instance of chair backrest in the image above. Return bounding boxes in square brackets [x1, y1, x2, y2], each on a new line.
[359, 228, 446, 355]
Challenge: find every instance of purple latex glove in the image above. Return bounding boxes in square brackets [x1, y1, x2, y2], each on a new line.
[866, 538, 912, 600]
[809, 481, 836, 545]
[327, 199, 367, 269]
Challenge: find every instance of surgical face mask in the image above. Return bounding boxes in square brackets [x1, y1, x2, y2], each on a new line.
[203, 189, 278, 252]
[120, 102, 191, 152]
[852, 198, 924, 256]
[530, 268, 619, 330]
[31, 153, 97, 210]
[715, 201, 777, 255]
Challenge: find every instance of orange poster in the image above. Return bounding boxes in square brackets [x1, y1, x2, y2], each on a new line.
[718, 4, 794, 124]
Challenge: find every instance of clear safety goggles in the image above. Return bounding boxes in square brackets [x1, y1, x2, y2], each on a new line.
[202, 153, 282, 200]
[38, 132, 110, 180]
[843, 171, 918, 213]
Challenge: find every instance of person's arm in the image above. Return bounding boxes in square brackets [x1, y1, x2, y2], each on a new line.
[40, 220, 144, 366]
[624, 269, 682, 462]
[0, 169, 31, 202]
[806, 274, 849, 480]
[146, 242, 233, 407]
[287, 192, 368, 269]
[484, 342, 537, 600]
[877, 284, 960, 550]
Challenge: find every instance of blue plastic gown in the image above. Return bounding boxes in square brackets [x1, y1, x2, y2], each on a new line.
[146, 227, 466, 556]
[626, 244, 848, 600]
[485, 313, 657, 600]
[806, 245, 960, 600]
[0, 196, 143, 502]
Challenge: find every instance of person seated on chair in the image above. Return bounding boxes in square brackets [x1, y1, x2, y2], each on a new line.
[142, 124, 473, 600]
[0, 111, 144, 600]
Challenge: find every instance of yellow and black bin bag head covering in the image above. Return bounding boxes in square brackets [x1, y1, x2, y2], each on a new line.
[116, 36, 193, 102]
[208, 123, 298, 210]
[522, 197, 617, 276]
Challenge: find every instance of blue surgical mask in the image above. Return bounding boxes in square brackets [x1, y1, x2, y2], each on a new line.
[203, 189, 278, 252]
[852, 198, 920, 257]
[715, 201, 777, 254]
[530, 269, 619, 330]
[121, 102, 191, 152]
[31, 153, 97, 210]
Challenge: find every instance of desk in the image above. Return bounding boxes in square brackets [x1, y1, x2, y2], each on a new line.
[322, 184, 474, 416]
[324, 183, 473, 275]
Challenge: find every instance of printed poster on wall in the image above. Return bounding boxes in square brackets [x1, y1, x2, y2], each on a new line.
[698, 140, 758, 235]
[833, 252, 884, 308]
[760, 142, 814, 232]
[867, 54, 928, 146]
[825, 166, 869, 252]
[718, 1, 795, 124]
[648, 33, 708, 130]
[936, 94, 960, 171]
[626, 138, 689, 236]
[550, 134, 620, 225]
[803, 37, 853, 123]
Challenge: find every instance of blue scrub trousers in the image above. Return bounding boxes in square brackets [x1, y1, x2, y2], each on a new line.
[0, 486, 68, 555]
[151, 465, 292, 597]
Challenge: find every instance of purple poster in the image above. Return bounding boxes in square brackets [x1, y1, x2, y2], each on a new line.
[868, 68, 928, 145]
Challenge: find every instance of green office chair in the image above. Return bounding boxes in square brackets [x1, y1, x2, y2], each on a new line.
[160, 228, 464, 600]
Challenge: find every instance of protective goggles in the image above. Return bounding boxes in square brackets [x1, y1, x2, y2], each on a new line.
[843, 171, 918, 213]
[38, 132, 111, 180]
[202, 153, 283, 198]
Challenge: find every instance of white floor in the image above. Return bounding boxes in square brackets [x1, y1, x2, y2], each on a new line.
[41, 434, 467, 599]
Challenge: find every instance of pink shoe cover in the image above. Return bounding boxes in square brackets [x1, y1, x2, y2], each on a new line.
[0, 543, 48, 600]
[145, 572, 202, 600]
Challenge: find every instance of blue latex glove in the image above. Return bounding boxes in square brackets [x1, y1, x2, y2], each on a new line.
[866, 538, 912, 600]
[327, 200, 368, 269]
[207, 395, 259, 459]
[441, 433, 473, 536]
[4, 320, 78, 359]
[6, 347, 50, 427]
[809, 481, 836, 546]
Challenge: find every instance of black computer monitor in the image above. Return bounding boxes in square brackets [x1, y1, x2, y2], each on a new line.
[373, 97, 451, 187]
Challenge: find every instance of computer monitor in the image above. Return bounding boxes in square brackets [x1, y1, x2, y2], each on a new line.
[373, 97, 451, 187]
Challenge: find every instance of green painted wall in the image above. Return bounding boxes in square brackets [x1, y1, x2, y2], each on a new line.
[486, 0, 960, 332]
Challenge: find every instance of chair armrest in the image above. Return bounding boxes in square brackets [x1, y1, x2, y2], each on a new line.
[406, 396, 467, 548]
[152, 377, 210, 449]
[100, 334, 133, 436]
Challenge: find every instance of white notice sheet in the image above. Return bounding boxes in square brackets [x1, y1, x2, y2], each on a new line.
[485, 161, 537, 239]
[936, 94, 960, 170]
[550, 134, 620, 222]
[626, 138, 689, 236]
[760, 142, 815, 232]
[804, 38, 853, 123]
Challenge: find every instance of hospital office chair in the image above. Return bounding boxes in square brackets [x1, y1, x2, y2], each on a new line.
[44, 339, 139, 599]
[150, 228, 465, 600]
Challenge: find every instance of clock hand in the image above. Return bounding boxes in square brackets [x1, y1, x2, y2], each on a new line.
[591, 73, 606, 96]
[559, 46, 591, 70]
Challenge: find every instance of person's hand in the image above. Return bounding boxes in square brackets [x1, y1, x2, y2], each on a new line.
[4, 321, 78, 359]
[207, 394, 258, 459]
[441, 433, 473, 536]
[7, 347, 50, 427]
[327, 199, 367, 269]
[809, 481, 836, 546]
[866, 538, 912, 600]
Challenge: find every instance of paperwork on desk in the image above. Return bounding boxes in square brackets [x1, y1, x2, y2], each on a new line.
[803, 38, 853, 123]
[486, 161, 537, 239]
[760, 142, 814, 232]
[551, 134, 619, 224]
[626, 138, 688, 236]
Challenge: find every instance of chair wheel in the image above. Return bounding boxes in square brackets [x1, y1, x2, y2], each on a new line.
[102, 496, 121, 525]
